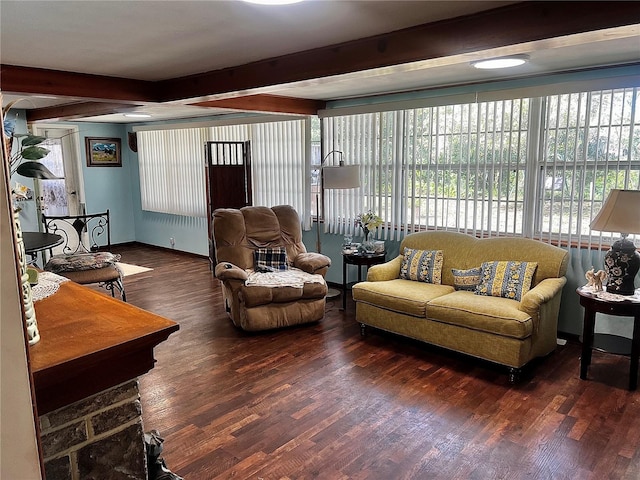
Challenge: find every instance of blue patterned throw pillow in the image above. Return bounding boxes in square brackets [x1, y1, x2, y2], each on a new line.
[400, 248, 443, 284]
[254, 247, 288, 271]
[452, 267, 482, 291]
[475, 261, 537, 301]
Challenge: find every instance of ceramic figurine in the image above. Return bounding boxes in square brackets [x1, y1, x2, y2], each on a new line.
[585, 268, 607, 292]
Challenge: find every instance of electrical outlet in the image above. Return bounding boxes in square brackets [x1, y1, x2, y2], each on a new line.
[169, 237, 175, 247]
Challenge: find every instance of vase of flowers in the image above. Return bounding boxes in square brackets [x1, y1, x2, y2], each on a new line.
[356, 210, 383, 253]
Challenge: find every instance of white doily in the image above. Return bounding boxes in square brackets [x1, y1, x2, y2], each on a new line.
[580, 285, 640, 302]
[245, 267, 324, 289]
[32, 272, 70, 302]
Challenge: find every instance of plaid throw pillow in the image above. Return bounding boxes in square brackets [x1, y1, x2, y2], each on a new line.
[452, 267, 482, 291]
[254, 247, 288, 271]
[400, 248, 443, 284]
[474, 261, 537, 301]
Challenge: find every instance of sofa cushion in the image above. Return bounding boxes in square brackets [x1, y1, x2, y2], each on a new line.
[475, 261, 537, 301]
[254, 247, 288, 271]
[426, 290, 533, 339]
[353, 279, 454, 317]
[452, 267, 482, 291]
[400, 248, 443, 284]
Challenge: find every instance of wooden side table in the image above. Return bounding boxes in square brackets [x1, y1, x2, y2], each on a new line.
[342, 250, 386, 310]
[577, 287, 640, 390]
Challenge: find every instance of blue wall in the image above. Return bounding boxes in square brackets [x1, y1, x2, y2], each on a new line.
[8, 115, 136, 244]
[73, 122, 135, 244]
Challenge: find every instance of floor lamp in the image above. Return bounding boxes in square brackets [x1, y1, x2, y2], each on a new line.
[316, 150, 361, 298]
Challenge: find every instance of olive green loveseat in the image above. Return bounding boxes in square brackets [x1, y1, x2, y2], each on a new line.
[352, 231, 569, 381]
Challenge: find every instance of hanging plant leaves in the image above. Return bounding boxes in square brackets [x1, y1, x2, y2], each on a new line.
[21, 134, 47, 146]
[16, 161, 59, 179]
[19, 145, 50, 160]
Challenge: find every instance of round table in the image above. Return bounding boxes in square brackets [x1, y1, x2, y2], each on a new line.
[23, 231, 63, 265]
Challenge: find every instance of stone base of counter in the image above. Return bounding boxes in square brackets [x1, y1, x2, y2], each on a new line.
[40, 380, 146, 480]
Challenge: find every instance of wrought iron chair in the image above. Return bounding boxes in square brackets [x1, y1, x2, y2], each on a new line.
[41, 210, 126, 301]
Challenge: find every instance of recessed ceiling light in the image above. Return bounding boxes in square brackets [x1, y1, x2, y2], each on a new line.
[472, 55, 529, 70]
[123, 113, 152, 118]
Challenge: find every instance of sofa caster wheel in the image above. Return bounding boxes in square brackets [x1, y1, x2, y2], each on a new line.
[360, 323, 367, 337]
[508, 367, 521, 384]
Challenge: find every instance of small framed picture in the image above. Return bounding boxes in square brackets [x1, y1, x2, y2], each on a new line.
[85, 137, 122, 167]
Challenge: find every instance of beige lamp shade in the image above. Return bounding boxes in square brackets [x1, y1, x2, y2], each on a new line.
[590, 189, 640, 234]
[323, 164, 361, 189]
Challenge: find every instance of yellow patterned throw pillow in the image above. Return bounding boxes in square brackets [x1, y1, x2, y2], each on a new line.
[475, 261, 537, 301]
[452, 267, 482, 291]
[400, 248, 443, 284]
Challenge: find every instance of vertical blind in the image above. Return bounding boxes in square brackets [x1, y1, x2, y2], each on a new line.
[138, 128, 209, 217]
[250, 120, 307, 220]
[322, 87, 639, 245]
[137, 118, 309, 222]
[538, 87, 640, 247]
[322, 99, 529, 241]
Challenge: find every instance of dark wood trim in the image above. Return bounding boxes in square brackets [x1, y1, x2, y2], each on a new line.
[192, 94, 325, 116]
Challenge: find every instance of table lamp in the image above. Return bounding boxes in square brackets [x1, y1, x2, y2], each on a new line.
[590, 189, 640, 295]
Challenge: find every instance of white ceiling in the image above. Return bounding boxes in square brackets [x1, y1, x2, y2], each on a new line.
[1, 0, 639, 123]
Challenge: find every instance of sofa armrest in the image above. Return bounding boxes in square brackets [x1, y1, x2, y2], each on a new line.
[367, 256, 403, 281]
[519, 277, 567, 318]
[294, 252, 331, 274]
[214, 262, 249, 282]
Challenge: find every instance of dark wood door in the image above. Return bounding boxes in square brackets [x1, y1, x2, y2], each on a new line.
[205, 141, 252, 268]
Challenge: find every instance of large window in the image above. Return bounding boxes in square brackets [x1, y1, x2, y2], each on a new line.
[538, 88, 640, 246]
[322, 86, 640, 245]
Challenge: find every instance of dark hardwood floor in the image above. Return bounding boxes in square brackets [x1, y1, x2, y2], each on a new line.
[111, 243, 640, 480]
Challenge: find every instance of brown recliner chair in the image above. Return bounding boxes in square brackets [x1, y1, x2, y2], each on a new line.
[212, 205, 332, 331]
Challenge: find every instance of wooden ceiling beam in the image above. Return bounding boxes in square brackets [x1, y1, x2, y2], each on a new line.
[0, 65, 155, 103]
[192, 95, 325, 115]
[156, 1, 640, 102]
[26, 102, 143, 122]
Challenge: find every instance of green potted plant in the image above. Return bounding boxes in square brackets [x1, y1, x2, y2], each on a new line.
[3, 104, 57, 180]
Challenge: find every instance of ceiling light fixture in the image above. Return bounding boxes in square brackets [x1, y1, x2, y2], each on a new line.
[123, 113, 152, 118]
[471, 55, 529, 70]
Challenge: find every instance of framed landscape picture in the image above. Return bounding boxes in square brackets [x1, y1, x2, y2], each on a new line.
[85, 137, 122, 167]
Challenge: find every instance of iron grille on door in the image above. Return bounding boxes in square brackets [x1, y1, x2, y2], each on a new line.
[205, 140, 252, 269]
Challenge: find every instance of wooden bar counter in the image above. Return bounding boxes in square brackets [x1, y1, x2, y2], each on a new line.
[31, 280, 179, 415]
